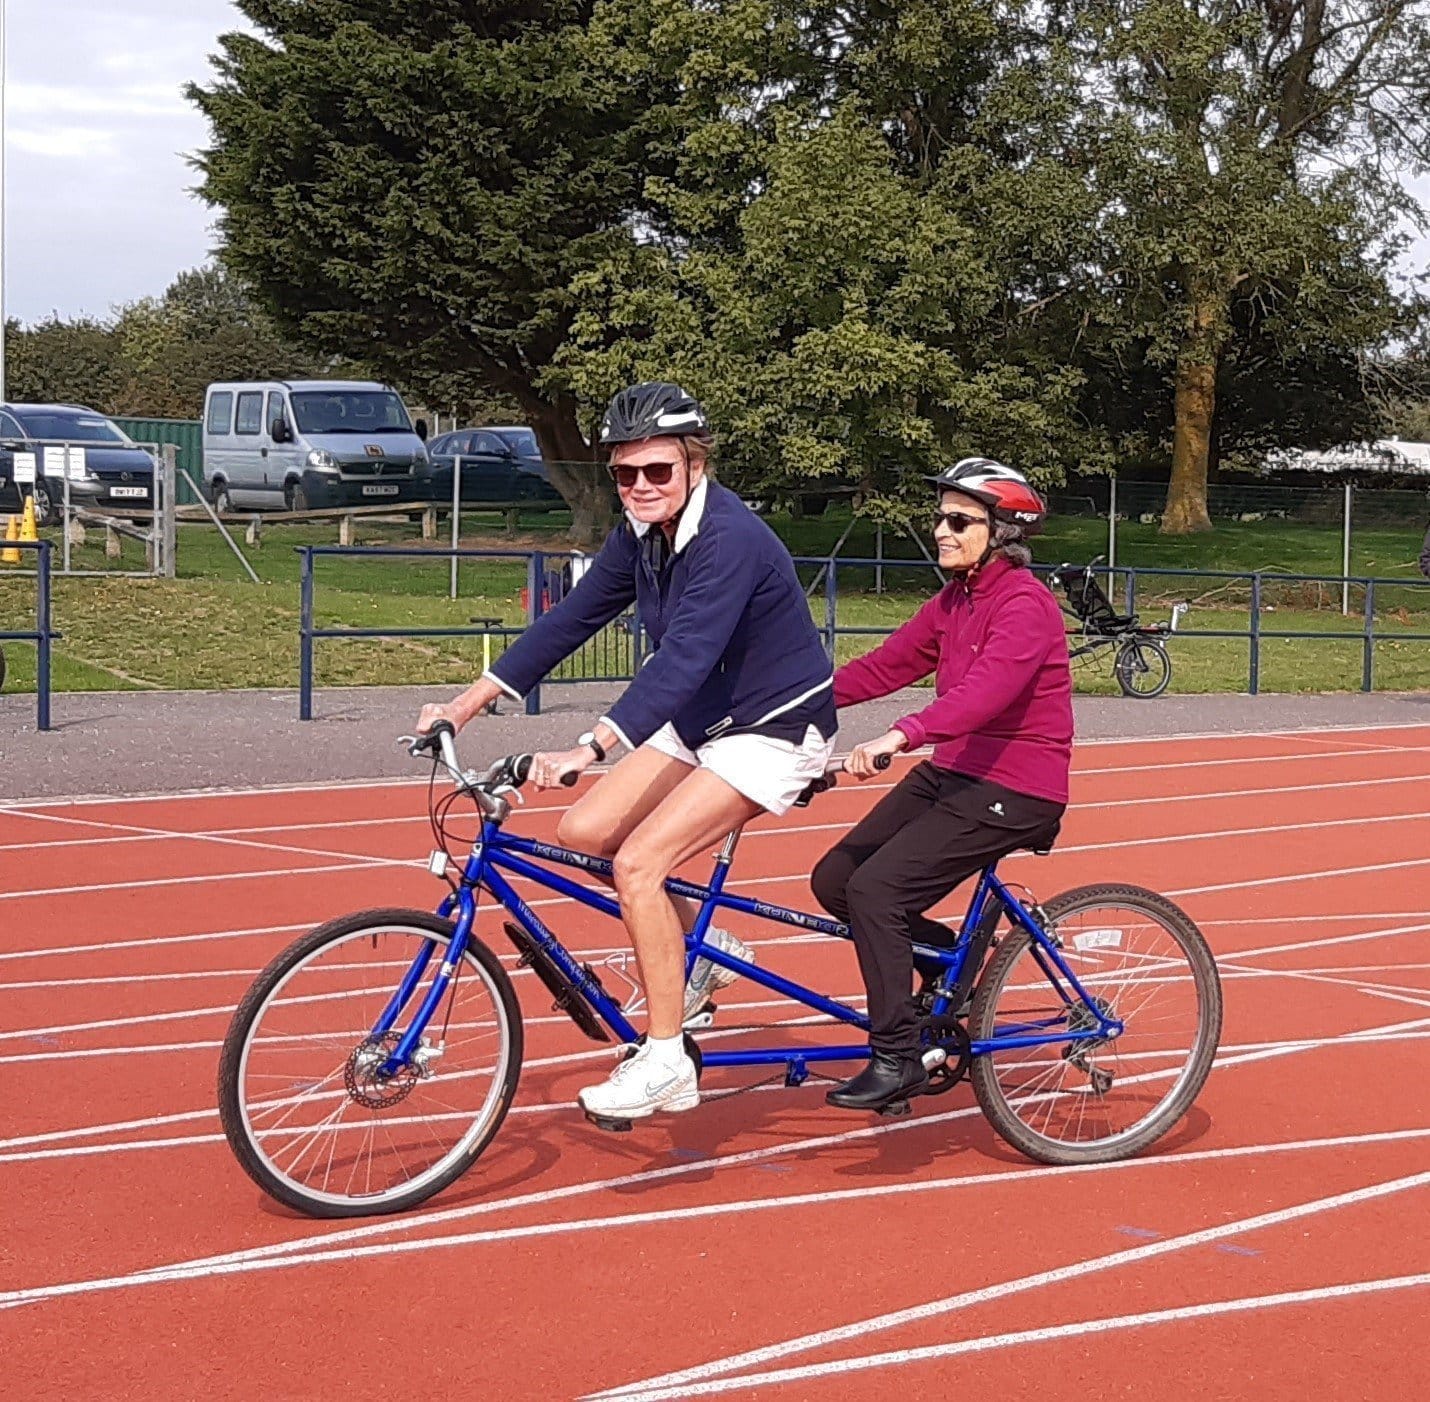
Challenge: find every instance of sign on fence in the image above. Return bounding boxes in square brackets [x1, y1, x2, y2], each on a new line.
[12, 452, 35, 485]
[41, 445, 88, 481]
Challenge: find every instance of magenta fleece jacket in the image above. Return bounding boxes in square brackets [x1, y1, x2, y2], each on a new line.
[833, 556, 1074, 803]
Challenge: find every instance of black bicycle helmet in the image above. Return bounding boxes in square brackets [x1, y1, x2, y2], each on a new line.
[598, 382, 710, 447]
[925, 457, 1047, 535]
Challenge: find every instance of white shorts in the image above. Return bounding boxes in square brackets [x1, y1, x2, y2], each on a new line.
[645, 722, 836, 816]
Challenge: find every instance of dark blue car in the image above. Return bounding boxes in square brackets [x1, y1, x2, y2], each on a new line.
[0, 403, 156, 524]
[416, 425, 564, 506]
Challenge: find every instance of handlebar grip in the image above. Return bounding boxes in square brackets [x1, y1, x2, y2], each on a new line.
[874, 753, 892, 771]
[510, 754, 579, 788]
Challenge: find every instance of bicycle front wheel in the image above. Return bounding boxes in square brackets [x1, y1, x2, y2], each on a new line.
[1115, 638, 1171, 698]
[969, 883, 1221, 1165]
[218, 907, 522, 1217]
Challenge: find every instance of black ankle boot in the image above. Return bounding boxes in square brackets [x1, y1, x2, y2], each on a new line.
[826, 1051, 929, 1111]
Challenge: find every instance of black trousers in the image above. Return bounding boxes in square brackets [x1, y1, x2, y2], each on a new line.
[811, 763, 1065, 1056]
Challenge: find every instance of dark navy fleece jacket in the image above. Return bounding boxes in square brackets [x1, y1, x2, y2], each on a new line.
[488, 479, 835, 751]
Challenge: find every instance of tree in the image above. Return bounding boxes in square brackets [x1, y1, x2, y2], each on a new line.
[187, 0, 707, 543]
[3, 266, 326, 420]
[559, 1, 1113, 520]
[4, 316, 128, 410]
[1060, 0, 1430, 531]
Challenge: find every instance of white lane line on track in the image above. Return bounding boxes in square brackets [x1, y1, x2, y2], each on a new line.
[8, 1006, 1429, 1312]
[5, 907, 1425, 968]
[6, 785, 1430, 907]
[6, 739, 1426, 854]
[0, 921, 312, 963]
[595, 1272, 1430, 1400]
[7, 1030, 1430, 1163]
[6, 914, 1428, 1061]
[3, 717, 1427, 811]
[6, 911, 1428, 1055]
[0, 806, 401, 867]
[0, 858, 407, 902]
[590, 1169, 1430, 1399]
[13, 943, 1430, 1047]
[7, 1119, 1429, 1318]
[1165, 855, 1430, 898]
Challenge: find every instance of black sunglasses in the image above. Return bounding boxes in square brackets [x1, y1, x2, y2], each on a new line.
[932, 509, 989, 535]
[609, 460, 678, 489]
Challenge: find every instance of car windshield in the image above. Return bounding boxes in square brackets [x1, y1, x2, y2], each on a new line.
[15, 412, 130, 445]
[494, 428, 541, 458]
[291, 391, 413, 435]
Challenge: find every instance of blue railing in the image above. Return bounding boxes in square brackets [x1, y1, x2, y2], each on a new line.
[296, 545, 1430, 717]
[1, 540, 56, 731]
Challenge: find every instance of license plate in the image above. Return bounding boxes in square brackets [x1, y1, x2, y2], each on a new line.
[362, 484, 400, 497]
[110, 486, 148, 499]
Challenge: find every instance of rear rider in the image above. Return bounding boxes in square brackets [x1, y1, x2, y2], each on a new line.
[417, 382, 836, 1122]
[812, 458, 1074, 1111]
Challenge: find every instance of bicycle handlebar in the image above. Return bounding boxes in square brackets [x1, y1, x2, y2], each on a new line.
[405, 724, 889, 801]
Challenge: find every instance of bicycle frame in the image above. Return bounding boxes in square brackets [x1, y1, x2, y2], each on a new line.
[373, 822, 1124, 1081]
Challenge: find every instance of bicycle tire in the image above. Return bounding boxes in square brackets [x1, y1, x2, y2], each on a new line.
[969, 883, 1221, 1165]
[1114, 638, 1171, 698]
[218, 907, 523, 1217]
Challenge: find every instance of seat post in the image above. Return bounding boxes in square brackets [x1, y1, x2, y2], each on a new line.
[715, 829, 742, 866]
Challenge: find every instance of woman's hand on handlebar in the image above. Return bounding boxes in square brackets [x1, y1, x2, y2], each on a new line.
[846, 729, 908, 780]
[528, 746, 593, 790]
[416, 678, 503, 738]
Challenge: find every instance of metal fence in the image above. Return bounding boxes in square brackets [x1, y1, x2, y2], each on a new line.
[296, 545, 1430, 718]
[0, 539, 55, 730]
[298, 545, 647, 719]
[6, 440, 179, 578]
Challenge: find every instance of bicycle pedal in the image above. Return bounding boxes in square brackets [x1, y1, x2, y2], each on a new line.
[584, 1111, 635, 1133]
[682, 1006, 716, 1031]
[878, 1099, 912, 1118]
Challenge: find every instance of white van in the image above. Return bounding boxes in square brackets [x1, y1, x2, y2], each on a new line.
[202, 380, 429, 511]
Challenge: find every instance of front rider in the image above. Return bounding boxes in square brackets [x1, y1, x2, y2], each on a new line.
[417, 382, 836, 1122]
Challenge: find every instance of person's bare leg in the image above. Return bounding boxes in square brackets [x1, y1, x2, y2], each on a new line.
[611, 771, 763, 1039]
[556, 746, 703, 928]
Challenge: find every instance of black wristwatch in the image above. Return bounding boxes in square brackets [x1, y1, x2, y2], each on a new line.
[578, 731, 607, 763]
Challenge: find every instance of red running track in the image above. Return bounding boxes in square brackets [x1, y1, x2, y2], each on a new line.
[2, 724, 1429, 1400]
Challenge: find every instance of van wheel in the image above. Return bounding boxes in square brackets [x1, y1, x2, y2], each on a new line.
[284, 482, 310, 513]
[211, 481, 234, 514]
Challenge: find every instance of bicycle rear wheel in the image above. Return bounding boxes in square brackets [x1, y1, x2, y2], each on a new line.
[969, 883, 1221, 1165]
[218, 907, 522, 1217]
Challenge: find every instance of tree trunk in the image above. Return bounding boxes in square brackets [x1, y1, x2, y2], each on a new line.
[1161, 289, 1229, 535]
[521, 392, 615, 547]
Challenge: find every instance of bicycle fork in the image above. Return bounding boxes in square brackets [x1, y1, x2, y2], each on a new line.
[371, 884, 480, 1079]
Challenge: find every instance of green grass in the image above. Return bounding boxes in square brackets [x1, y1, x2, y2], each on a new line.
[1, 504, 1427, 697]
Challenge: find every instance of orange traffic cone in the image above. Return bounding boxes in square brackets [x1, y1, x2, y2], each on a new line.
[1, 514, 19, 565]
[19, 494, 39, 543]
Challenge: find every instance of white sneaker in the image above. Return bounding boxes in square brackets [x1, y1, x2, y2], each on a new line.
[578, 1041, 700, 1120]
[684, 927, 754, 1022]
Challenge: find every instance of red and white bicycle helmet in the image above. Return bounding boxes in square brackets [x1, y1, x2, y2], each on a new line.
[925, 457, 1047, 536]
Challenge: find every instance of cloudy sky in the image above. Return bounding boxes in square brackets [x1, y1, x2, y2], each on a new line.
[2, 0, 1428, 327]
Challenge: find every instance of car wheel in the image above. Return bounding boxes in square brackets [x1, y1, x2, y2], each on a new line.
[284, 482, 311, 513]
[211, 481, 234, 514]
[31, 479, 58, 527]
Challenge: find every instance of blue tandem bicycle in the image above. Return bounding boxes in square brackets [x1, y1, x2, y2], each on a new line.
[218, 725, 1223, 1217]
